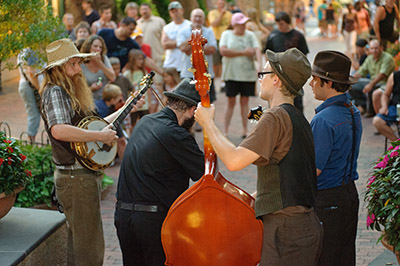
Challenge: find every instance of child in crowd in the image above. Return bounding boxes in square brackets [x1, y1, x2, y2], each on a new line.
[123, 49, 150, 131]
[95, 84, 127, 159]
[162, 67, 181, 104]
[109, 57, 134, 100]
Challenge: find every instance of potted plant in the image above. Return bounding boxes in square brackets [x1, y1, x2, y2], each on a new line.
[365, 139, 400, 262]
[0, 131, 32, 219]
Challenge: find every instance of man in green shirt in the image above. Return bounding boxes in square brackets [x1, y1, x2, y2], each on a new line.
[349, 39, 395, 117]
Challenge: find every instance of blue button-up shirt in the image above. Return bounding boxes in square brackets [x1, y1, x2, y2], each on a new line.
[311, 94, 363, 190]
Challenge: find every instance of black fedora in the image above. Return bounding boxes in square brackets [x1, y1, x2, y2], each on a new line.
[312, 50, 357, 84]
[164, 78, 201, 106]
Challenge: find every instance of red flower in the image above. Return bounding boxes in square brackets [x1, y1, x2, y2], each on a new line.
[7, 147, 14, 153]
[25, 170, 32, 177]
[0, 158, 3, 166]
[7, 157, 12, 165]
[19, 153, 27, 161]
[3, 140, 11, 144]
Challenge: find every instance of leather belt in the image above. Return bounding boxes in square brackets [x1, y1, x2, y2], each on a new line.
[116, 202, 159, 213]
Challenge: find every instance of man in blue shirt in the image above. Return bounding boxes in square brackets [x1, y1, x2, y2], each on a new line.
[309, 51, 362, 266]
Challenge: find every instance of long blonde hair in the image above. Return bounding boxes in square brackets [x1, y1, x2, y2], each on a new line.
[39, 63, 95, 115]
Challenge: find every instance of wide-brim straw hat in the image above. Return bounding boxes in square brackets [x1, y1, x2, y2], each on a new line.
[38, 38, 96, 74]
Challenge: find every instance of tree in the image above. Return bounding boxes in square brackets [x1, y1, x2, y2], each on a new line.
[0, 0, 66, 94]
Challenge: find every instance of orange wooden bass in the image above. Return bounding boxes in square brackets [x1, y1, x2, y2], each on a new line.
[161, 29, 263, 266]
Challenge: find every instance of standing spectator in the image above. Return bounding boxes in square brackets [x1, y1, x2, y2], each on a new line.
[342, 4, 358, 59]
[91, 5, 117, 34]
[294, 1, 307, 34]
[318, 0, 328, 37]
[137, 3, 166, 112]
[98, 17, 163, 74]
[80, 35, 116, 101]
[124, 2, 140, 21]
[308, 0, 316, 18]
[331, 0, 343, 37]
[17, 49, 43, 143]
[355, 1, 371, 40]
[195, 48, 323, 266]
[208, 0, 232, 87]
[109, 57, 134, 100]
[114, 79, 204, 266]
[264, 11, 309, 113]
[163, 67, 180, 93]
[81, 0, 100, 26]
[63, 13, 76, 41]
[123, 49, 150, 131]
[177, 8, 217, 103]
[74, 21, 91, 41]
[373, 0, 400, 49]
[369, 0, 381, 25]
[372, 70, 400, 141]
[162, 1, 191, 72]
[245, 8, 270, 48]
[325, 3, 336, 37]
[220, 13, 261, 138]
[309, 51, 362, 266]
[350, 39, 395, 117]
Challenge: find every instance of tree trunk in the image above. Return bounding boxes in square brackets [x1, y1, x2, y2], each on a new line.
[0, 61, 3, 95]
[179, 0, 199, 20]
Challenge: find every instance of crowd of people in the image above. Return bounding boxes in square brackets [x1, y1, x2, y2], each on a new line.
[15, 0, 400, 265]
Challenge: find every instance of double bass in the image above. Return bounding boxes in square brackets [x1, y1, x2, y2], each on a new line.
[161, 30, 263, 266]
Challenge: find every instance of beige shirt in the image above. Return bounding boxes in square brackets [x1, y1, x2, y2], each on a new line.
[137, 15, 166, 62]
[207, 9, 232, 41]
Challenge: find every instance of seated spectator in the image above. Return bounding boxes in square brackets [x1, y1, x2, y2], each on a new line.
[350, 39, 395, 117]
[63, 13, 76, 41]
[74, 21, 91, 41]
[80, 35, 116, 100]
[95, 84, 127, 158]
[91, 5, 117, 34]
[109, 57, 134, 100]
[373, 70, 400, 141]
[81, 0, 100, 26]
[351, 39, 368, 72]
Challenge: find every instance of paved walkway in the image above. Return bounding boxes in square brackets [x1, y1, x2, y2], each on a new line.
[0, 18, 398, 265]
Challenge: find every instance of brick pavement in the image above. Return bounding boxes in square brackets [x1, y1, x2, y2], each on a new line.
[0, 18, 398, 266]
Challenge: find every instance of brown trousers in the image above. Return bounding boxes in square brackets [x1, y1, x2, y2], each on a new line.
[260, 208, 323, 266]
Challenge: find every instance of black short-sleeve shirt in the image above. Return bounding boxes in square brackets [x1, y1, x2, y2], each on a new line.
[264, 29, 309, 55]
[116, 107, 205, 208]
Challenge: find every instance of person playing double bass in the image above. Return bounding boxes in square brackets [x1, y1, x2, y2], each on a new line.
[114, 78, 204, 266]
[195, 48, 323, 265]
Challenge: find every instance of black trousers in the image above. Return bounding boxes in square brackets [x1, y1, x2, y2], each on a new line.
[114, 207, 168, 266]
[315, 181, 359, 266]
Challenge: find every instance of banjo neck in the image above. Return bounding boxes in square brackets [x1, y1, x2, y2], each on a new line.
[111, 71, 155, 130]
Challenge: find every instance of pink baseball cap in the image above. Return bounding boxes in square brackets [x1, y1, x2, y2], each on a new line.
[231, 13, 249, 26]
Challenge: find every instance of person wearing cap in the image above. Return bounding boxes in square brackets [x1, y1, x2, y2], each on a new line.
[349, 39, 395, 117]
[38, 38, 144, 266]
[195, 48, 323, 265]
[177, 8, 217, 102]
[115, 78, 204, 265]
[264, 11, 309, 113]
[161, 1, 190, 73]
[309, 51, 363, 266]
[220, 12, 261, 138]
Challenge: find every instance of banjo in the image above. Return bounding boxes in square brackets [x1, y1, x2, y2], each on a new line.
[71, 71, 155, 171]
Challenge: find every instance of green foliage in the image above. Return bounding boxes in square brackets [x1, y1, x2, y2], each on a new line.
[0, 131, 31, 196]
[0, 0, 66, 69]
[14, 144, 54, 207]
[365, 139, 400, 252]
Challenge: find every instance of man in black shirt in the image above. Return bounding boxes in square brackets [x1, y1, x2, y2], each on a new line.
[264, 11, 309, 113]
[114, 78, 205, 266]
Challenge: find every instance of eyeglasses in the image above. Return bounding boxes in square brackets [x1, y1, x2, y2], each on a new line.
[258, 71, 274, 80]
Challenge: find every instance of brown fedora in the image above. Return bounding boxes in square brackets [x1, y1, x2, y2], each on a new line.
[312, 50, 357, 84]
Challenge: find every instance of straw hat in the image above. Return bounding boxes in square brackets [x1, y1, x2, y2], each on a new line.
[38, 38, 96, 74]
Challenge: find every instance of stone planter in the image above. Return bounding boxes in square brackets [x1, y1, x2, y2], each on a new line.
[381, 235, 400, 264]
[0, 186, 25, 219]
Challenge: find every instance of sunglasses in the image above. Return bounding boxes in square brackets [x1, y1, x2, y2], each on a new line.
[258, 71, 274, 80]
